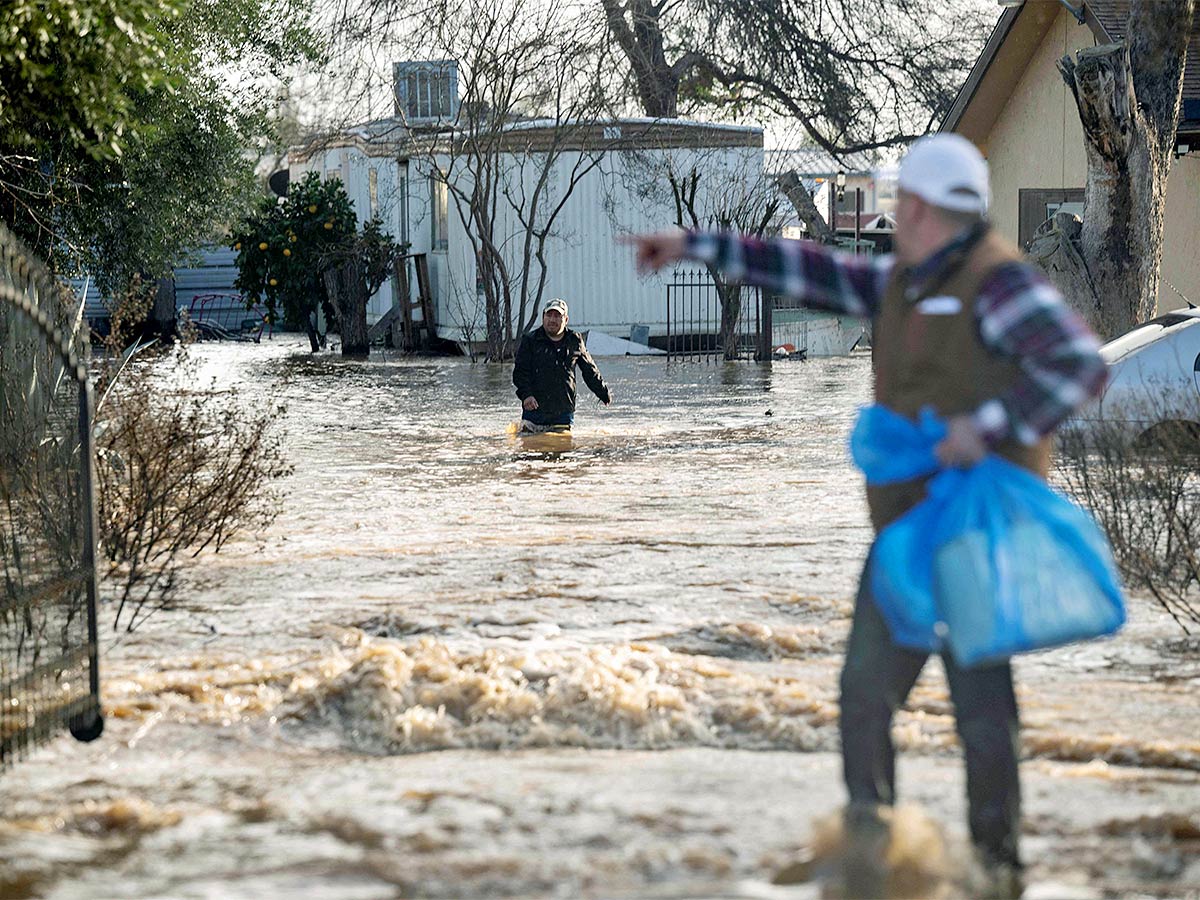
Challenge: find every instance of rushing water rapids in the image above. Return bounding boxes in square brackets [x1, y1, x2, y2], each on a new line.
[1, 335, 1199, 899]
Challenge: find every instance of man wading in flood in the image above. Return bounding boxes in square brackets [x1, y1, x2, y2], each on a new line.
[625, 134, 1107, 899]
[513, 298, 612, 433]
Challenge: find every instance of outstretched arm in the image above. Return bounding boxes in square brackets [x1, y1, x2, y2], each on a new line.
[626, 229, 892, 318]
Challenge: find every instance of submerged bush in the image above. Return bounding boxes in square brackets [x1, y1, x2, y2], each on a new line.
[95, 285, 291, 632]
[1056, 416, 1200, 632]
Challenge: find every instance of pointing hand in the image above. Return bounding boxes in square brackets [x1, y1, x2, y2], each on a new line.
[622, 230, 687, 275]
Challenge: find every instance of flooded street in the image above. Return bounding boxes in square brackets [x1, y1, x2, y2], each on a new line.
[2, 335, 1199, 899]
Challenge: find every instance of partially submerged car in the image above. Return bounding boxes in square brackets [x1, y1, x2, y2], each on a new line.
[1064, 309, 1200, 450]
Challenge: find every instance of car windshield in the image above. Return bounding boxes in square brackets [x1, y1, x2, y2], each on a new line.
[1100, 312, 1200, 363]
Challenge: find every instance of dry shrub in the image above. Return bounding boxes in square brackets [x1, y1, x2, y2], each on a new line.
[94, 283, 291, 632]
[1056, 415, 1200, 632]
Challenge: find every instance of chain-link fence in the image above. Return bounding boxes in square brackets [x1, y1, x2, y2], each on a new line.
[0, 223, 103, 769]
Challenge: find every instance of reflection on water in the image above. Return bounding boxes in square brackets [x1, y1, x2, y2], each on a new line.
[1, 335, 1198, 899]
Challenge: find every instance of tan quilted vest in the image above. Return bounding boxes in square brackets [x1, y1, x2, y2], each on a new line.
[866, 228, 1052, 531]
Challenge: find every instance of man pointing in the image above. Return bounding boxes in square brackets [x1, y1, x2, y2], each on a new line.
[626, 134, 1107, 897]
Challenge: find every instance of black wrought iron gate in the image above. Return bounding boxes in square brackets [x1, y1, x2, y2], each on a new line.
[0, 223, 104, 769]
[665, 269, 771, 361]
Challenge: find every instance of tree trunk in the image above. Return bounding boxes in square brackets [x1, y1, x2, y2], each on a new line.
[304, 314, 320, 353]
[1026, 212, 1103, 320]
[719, 282, 742, 360]
[776, 171, 836, 244]
[502, 275, 513, 359]
[479, 252, 505, 362]
[600, 0, 680, 117]
[151, 277, 176, 338]
[1044, 2, 1194, 339]
[323, 261, 370, 356]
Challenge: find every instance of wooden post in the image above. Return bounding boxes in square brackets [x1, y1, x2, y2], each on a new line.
[393, 256, 414, 351]
[413, 254, 435, 348]
[827, 178, 836, 239]
[758, 290, 773, 362]
[854, 188, 862, 253]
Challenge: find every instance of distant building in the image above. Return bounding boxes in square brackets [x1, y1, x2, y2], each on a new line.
[288, 110, 766, 349]
[766, 148, 895, 253]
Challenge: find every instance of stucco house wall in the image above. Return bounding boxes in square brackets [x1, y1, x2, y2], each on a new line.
[956, 3, 1200, 313]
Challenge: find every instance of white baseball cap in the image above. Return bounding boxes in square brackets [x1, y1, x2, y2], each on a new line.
[897, 134, 990, 214]
[544, 298, 568, 315]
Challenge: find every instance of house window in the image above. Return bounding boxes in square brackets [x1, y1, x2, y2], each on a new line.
[431, 174, 448, 251]
[1019, 188, 1085, 249]
[368, 168, 379, 218]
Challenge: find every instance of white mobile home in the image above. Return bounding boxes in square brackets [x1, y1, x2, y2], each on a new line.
[290, 118, 766, 349]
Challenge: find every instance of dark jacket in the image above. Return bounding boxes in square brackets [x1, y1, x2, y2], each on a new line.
[512, 327, 610, 425]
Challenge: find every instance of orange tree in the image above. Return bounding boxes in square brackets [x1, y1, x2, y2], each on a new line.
[231, 172, 358, 352]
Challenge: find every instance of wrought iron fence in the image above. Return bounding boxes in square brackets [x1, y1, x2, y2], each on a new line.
[665, 268, 771, 362]
[0, 223, 104, 769]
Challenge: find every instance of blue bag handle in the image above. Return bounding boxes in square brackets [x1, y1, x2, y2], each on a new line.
[849, 405, 946, 485]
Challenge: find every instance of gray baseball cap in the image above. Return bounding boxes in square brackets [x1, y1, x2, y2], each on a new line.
[544, 298, 568, 315]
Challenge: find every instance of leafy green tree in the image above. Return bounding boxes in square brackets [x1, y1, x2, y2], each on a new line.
[232, 172, 372, 352]
[0, 0, 180, 161]
[57, 83, 262, 295]
[0, 0, 322, 295]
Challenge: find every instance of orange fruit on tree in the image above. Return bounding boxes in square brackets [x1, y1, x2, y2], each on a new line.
[258, 241, 268, 250]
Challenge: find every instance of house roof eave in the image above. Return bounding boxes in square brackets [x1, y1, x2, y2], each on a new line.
[940, 5, 1023, 135]
[947, 1, 1200, 144]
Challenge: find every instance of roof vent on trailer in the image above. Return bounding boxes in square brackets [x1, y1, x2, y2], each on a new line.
[393, 60, 459, 125]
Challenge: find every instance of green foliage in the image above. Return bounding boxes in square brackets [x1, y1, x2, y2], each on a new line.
[0, 0, 323, 293]
[0, 0, 181, 160]
[353, 217, 402, 298]
[231, 173, 362, 328]
[55, 81, 263, 292]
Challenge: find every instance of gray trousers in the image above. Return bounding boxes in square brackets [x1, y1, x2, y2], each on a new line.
[838, 552, 1022, 867]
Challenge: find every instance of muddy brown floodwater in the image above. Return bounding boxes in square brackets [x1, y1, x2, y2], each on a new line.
[1, 335, 1198, 899]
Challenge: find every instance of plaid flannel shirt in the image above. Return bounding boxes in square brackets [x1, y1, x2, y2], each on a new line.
[686, 230, 1108, 445]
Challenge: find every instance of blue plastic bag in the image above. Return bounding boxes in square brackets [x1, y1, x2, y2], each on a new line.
[850, 404, 1126, 667]
[850, 404, 946, 651]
